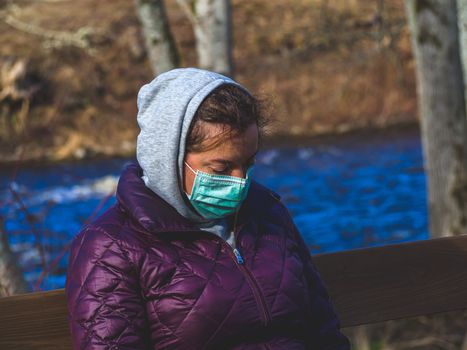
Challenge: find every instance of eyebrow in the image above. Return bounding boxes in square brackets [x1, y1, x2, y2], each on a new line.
[208, 149, 258, 164]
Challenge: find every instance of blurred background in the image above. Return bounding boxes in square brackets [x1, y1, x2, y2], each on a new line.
[1, 0, 467, 349]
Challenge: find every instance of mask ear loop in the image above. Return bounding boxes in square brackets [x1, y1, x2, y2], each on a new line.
[184, 161, 198, 199]
[184, 161, 198, 175]
[244, 164, 255, 179]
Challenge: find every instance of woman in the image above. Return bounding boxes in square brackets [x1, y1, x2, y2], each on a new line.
[65, 68, 350, 349]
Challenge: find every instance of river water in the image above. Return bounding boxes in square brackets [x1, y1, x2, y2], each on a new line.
[0, 126, 428, 291]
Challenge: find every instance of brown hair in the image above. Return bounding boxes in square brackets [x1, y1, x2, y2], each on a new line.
[186, 84, 271, 153]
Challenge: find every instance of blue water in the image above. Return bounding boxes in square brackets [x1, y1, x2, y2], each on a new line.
[0, 127, 428, 291]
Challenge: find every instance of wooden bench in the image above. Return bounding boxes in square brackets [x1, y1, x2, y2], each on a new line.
[1, 235, 467, 350]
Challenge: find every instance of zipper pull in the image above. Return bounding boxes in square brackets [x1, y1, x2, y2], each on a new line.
[233, 248, 244, 265]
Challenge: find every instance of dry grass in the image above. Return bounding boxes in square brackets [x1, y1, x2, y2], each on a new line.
[343, 309, 467, 350]
[0, 0, 417, 162]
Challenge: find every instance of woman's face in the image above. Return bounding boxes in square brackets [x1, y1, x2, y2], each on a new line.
[183, 122, 259, 195]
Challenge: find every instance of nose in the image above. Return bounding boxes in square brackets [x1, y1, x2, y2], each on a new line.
[232, 164, 252, 179]
[231, 169, 246, 179]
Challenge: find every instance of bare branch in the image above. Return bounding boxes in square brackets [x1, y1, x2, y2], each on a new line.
[1, 5, 96, 53]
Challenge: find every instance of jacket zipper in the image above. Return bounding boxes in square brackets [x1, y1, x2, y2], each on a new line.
[224, 242, 271, 327]
[173, 208, 273, 327]
[226, 209, 272, 327]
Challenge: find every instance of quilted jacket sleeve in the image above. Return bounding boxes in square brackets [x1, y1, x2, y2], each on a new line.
[282, 206, 351, 350]
[65, 226, 150, 350]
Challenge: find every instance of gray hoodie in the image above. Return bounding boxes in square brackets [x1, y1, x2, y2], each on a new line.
[136, 68, 247, 244]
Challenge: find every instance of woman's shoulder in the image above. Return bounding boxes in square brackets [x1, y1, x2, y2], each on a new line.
[250, 179, 281, 201]
[65, 205, 142, 330]
[67, 204, 139, 269]
[248, 180, 293, 227]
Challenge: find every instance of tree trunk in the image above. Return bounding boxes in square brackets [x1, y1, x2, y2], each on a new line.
[405, 0, 467, 237]
[134, 0, 179, 75]
[0, 217, 29, 296]
[193, 0, 233, 77]
[458, 0, 467, 105]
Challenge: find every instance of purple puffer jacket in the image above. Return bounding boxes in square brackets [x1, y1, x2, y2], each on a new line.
[65, 163, 350, 350]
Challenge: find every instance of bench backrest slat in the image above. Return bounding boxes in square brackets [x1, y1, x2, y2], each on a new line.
[0, 289, 70, 349]
[314, 234, 467, 326]
[1, 235, 467, 349]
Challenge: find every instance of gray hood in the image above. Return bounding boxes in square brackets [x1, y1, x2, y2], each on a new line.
[136, 67, 246, 224]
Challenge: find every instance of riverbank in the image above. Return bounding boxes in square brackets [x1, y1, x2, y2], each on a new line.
[0, 0, 416, 164]
[0, 121, 421, 167]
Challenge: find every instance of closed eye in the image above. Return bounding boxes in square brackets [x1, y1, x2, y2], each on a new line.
[209, 162, 232, 174]
[211, 160, 255, 176]
[211, 168, 230, 175]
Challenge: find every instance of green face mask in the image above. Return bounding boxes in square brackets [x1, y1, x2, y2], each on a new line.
[184, 161, 253, 219]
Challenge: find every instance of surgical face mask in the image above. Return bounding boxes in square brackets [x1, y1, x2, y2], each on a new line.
[184, 161, 254, 219]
